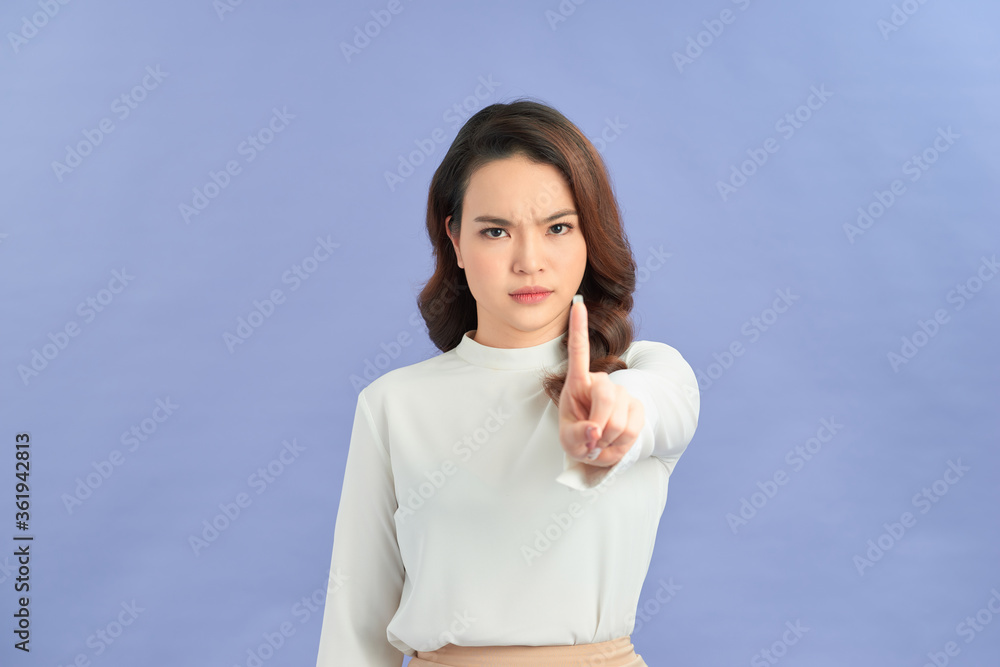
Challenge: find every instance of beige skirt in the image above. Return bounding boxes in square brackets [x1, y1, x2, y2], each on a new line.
[409, 635, 647, 667]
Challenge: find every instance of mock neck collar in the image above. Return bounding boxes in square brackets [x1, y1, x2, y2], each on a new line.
[454, 329, 567, 371]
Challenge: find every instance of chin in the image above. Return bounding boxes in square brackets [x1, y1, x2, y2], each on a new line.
[510, 312, 555, 330]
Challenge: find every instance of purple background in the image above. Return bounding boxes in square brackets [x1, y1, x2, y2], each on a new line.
[1, 1, 998, 665]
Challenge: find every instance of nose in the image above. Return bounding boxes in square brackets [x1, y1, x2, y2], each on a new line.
[512, 230, 544, 274]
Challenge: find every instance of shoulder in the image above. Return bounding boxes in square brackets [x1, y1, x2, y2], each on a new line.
[621, 339, 690, 367]
[357, 345, 463, 409]
[617, 339, 698, 388]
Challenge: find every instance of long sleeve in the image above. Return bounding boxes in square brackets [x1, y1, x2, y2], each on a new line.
[556, 340, 700, 491]
[316, 390, 405, 667]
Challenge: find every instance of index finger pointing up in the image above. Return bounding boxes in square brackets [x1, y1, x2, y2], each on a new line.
[566, 294, 590, 385]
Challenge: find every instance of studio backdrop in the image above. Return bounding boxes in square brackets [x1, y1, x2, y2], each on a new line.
[2, 1, 998, 665]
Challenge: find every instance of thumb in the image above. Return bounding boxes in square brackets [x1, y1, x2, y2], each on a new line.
[566, 419, 600, 450]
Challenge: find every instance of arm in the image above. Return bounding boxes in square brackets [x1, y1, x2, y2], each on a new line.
[315, 391, 405, 667]
[556, 340, 700, 491]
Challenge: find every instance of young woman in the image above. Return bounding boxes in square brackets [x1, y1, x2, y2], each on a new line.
[316, 100, 700, 667]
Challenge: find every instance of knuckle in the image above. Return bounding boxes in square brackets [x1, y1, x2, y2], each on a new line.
[602, 417, 623, 441]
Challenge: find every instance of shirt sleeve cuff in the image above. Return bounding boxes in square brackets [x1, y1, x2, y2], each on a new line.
[554, 433, 647, 492]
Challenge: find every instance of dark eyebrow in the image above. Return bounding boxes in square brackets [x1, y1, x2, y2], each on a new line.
[471, 209, 578, 227]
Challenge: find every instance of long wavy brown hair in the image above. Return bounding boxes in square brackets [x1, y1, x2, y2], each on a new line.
[417, 99, 638, 405]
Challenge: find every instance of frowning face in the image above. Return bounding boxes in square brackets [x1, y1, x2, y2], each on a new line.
[446, 153, 587, 349]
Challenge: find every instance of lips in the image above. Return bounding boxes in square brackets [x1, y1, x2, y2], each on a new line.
[510, 286, 552, 295]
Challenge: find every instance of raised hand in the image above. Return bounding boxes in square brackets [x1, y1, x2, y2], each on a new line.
[558, 295, 645, 467]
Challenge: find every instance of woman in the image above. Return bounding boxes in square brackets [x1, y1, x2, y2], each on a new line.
[316, 100, 700, 666]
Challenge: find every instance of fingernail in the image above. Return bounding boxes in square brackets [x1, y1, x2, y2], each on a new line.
[573, 294, 583, 305]
[586, 426, 597, 443]
[585, 447, 602, 461]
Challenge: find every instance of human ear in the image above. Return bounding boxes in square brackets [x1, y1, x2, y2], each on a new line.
[445, 216, 464, 269]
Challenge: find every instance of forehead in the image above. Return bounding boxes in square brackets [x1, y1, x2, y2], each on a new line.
[464, 155, 574, 212]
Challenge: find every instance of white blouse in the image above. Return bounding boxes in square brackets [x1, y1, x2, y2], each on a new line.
[315, 329, 700, 666]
